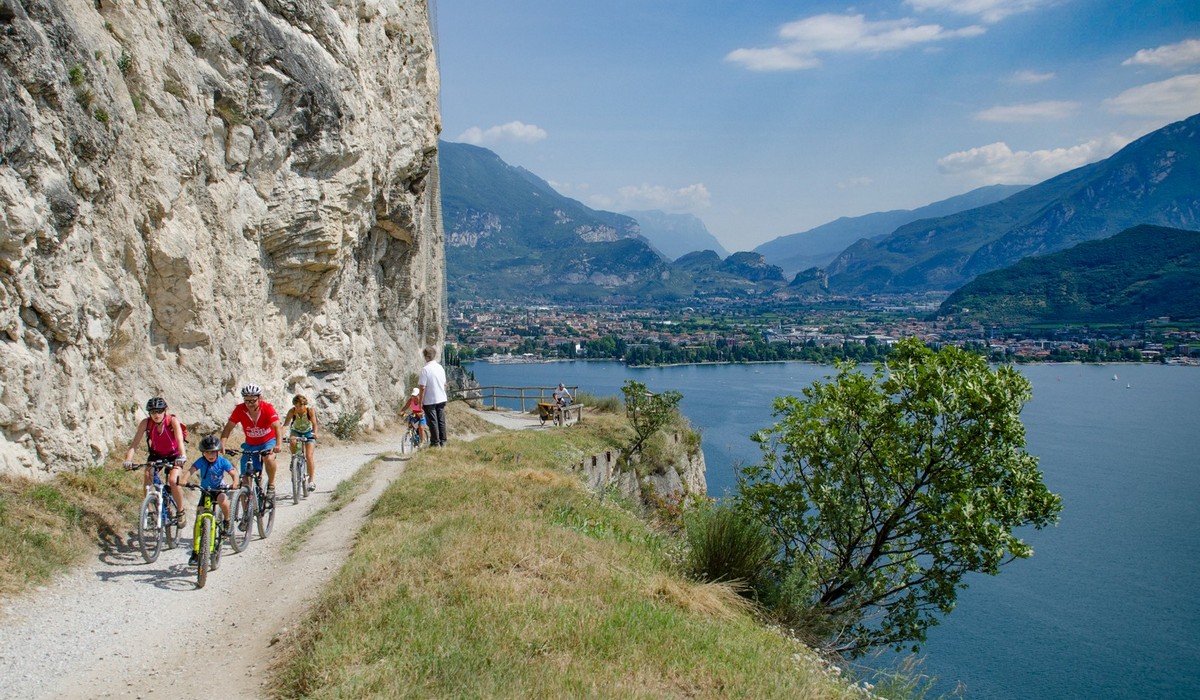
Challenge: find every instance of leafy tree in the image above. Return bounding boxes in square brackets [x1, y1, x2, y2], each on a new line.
[621, 380, 683, 455]
[737, 338, 1062, 656]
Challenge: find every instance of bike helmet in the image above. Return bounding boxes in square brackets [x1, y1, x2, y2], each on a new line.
[199, 435, 221, 452]
[146, 397, 168, 412]
[240, 383, 262, 397]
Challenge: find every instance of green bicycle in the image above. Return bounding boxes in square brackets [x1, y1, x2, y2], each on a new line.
[184, 484, 233, 589]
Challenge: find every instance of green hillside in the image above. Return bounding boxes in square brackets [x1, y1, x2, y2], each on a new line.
[827, 113, 1200, 294]
[938, 225, 1200, 324]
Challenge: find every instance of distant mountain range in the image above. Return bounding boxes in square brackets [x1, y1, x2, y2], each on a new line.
[939, 225, 1200, 325]
[439, 141, 779, 302]
[753, 184, 1028, 278]
[440, 113, 1200, 321]
[621, 210, 730, 261]
[823, 113, 1200, 294]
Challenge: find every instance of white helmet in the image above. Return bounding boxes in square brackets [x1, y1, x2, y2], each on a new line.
[240, 383, 262, 397]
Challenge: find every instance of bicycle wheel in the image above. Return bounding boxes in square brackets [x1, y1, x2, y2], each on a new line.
[400, 428, 413, 455]
[210, 517, 223, 572]
[138, 492, 163, 564]
[257, 488, 275, 538]
[163, 496, 178, 550]
[196, 517, 211, 589]
[290, 456, 302, 505]
[299, 456, 310, 498]
[229, 488, 253, 553]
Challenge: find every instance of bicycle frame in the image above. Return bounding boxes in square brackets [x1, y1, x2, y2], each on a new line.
[288, 436, 314, 502]
[187, 486, 229, 589]
[228, 447, 276, 541]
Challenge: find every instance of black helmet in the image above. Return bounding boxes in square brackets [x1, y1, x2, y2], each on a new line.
[199, 435, 221, 452]
[146, 397, 168, 412]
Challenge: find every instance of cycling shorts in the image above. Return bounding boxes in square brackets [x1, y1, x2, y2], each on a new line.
[408, 414, 426, 426]
[290, 429, 315, 441]
[239, 439, 276, 476]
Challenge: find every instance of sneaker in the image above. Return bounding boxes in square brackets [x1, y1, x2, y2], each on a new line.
[266, 485, 275, 499]
[188, 551, 198, 566]
[238, 519, 248, 533]
[308, 481, 316, 492]
[176, 511, 187, 528]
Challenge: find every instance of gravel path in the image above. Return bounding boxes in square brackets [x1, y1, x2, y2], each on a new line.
[0, 436, 407, 699]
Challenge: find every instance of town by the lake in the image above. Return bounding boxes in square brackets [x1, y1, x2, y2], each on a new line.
[448, 298, 1200, 366]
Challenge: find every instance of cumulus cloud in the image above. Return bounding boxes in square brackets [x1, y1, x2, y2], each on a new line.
[937, 134, 1132, 184]
[726, 13, 984, 71]
[1006, 69, 1056, 84]
[905, 0, 1054, 23]
[1103, 74, 1200, 120]
[975, 100, 1079, 122]
[456, 120, 547, 145]
[587, 183, 712, 212]
[1122, 38, 1200, 69]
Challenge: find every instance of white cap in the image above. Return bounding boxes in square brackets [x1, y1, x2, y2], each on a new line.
[411, 387, 420, 396]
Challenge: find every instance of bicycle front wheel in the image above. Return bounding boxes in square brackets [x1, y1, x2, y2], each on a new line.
[196, 517, 211, 589]
[163, 496, 178, 550]
[229, 488, 253, 553]
[257, 490, 275, 538]
[138, 492, 163, 564]
[290, 456, 302, 505]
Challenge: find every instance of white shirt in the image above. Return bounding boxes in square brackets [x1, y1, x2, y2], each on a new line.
[418, 360, 448, 405]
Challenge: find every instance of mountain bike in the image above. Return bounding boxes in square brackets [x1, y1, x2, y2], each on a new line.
[228, 447, 275, 552]
[288, 436, 315, 503]
[183, 484, 232, 589]
[400, 419, 426, 454]
[128, 460, 181, 563]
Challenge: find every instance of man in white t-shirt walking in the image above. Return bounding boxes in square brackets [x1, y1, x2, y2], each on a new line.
[418, 346, 449, 447]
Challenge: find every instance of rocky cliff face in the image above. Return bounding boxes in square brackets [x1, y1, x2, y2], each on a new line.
[0, 0, 444, 475]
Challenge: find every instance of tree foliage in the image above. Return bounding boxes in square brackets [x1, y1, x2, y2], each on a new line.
[736, 338, 1062, 655]
[621, 380, 683, 455]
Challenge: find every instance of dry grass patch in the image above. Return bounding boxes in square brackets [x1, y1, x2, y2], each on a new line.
[0, 464, 141, 598]
[273, 429, 859, 699]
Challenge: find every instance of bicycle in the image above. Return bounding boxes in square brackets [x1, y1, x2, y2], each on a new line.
[227, 447, 276, 552]
[288, 435, 315, 503]
[400, 419, 426, 454]
[183, 484, 232, 589]
[127, 460, 181, 564]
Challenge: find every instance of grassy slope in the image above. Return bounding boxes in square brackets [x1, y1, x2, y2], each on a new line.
[273, 422, 856, 699]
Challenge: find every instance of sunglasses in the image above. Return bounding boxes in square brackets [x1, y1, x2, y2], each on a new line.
[149, 409, 165, 416]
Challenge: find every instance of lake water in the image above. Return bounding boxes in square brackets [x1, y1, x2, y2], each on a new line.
[465, 359, 1200, 699]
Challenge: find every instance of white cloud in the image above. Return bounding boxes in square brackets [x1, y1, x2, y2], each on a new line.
[456, 120, 547, 145]
[838, 176, 874, 190]
[726, 13, 984, 71]
[937, 134, 1132, 184]
[1103, 74, 1200, 120]
[1006, 69, 1056, 84]
[905, 0, 1054, 24]
[1122, 38, 1200, 69]
[587, 183, 712, 212]
[975, 100, 1079, 122]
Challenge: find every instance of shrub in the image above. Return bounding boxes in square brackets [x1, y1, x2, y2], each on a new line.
[117, 50, 133, 75]
[684, 501, 775, 597]
[68, 64, 85, 86]
[330, 411, 361, 440]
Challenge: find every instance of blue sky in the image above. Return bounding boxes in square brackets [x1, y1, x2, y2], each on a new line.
[433, 1, 1200, 252]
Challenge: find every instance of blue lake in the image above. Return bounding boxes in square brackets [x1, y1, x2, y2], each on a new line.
[465, 359, 1200, 699]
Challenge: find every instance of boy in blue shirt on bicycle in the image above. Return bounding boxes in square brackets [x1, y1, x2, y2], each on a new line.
[184, 435, 239, 565]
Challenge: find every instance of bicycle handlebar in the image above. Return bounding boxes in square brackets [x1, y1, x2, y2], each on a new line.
[181, 484, 237, 492]
[127, 459, 181, 470]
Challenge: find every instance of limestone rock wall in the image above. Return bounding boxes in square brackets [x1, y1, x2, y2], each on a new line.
[0, 0, 444, 475]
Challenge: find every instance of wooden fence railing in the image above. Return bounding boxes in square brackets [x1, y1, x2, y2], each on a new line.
[453, 385, 579, 413]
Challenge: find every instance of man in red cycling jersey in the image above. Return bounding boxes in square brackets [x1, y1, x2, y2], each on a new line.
[220, 383, 284, 498]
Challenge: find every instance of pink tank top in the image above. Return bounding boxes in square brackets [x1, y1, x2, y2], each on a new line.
[146, 417, 180, 457]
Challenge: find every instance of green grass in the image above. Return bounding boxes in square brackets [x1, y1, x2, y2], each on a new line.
[0, 464, 141, 597]
[273, 425, 859, 699]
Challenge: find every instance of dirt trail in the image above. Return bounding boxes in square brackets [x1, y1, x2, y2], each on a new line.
[0, 437, 406, 699]
[0, 409, 536, 699]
